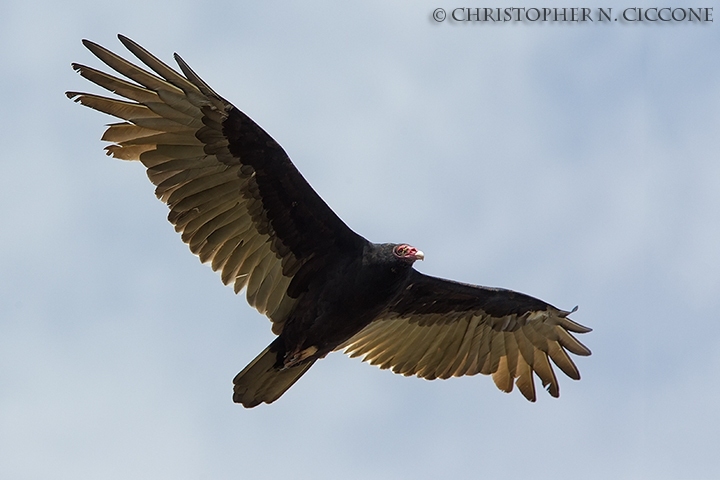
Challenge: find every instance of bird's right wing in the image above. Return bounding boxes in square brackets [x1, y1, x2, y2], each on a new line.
[338, 270, 591, 401]
[67, 36, 366, 333]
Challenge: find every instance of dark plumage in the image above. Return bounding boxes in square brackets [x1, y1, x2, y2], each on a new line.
[68, 36, 591, 408]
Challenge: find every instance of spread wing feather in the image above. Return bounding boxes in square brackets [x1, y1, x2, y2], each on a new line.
[338, 270, 591, 401]
[68, 35, 366, 332]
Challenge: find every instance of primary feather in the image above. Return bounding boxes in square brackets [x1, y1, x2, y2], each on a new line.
[69, 36, 591, 407]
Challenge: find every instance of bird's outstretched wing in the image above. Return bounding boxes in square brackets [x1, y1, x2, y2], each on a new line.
[67, 36, 365, 333]
[338, 270, 591, 401]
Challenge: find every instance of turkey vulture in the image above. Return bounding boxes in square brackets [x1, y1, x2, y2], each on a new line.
[68, 36, 591, 408]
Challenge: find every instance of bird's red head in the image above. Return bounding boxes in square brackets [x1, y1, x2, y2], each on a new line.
[393, 244, 425, 262]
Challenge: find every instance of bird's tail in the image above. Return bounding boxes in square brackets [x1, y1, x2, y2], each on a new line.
[233, 338, 316, 408]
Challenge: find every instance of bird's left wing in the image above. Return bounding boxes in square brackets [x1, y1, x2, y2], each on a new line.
[337, 270, 591, 401]
[67, 36, 366, 334]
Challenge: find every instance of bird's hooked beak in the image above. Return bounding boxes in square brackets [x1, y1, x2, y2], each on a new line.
[393, 244, 424, 262]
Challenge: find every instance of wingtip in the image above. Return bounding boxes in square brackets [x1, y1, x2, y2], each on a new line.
[547, 383, 560, 398]
[556, 305, 593, 334]
[117, 34, 141, 53]
[173, 52, 189, 71]
[81, 38, 104, 54]
[559, 305, 579, 317]
[173, 52, 185, 66]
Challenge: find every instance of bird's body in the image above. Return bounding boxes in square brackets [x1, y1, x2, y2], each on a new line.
[235, 242, 420, 406]
[68, 36, 591, 408]
[280, 243, 417, 360]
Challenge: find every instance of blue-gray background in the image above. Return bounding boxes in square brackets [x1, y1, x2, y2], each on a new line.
[1, 1, 718, 479]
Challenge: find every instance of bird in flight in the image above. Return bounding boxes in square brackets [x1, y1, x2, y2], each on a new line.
[68, 35, 591, 408]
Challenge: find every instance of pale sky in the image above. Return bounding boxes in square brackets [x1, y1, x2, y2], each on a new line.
[1, 1, 719, 479]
